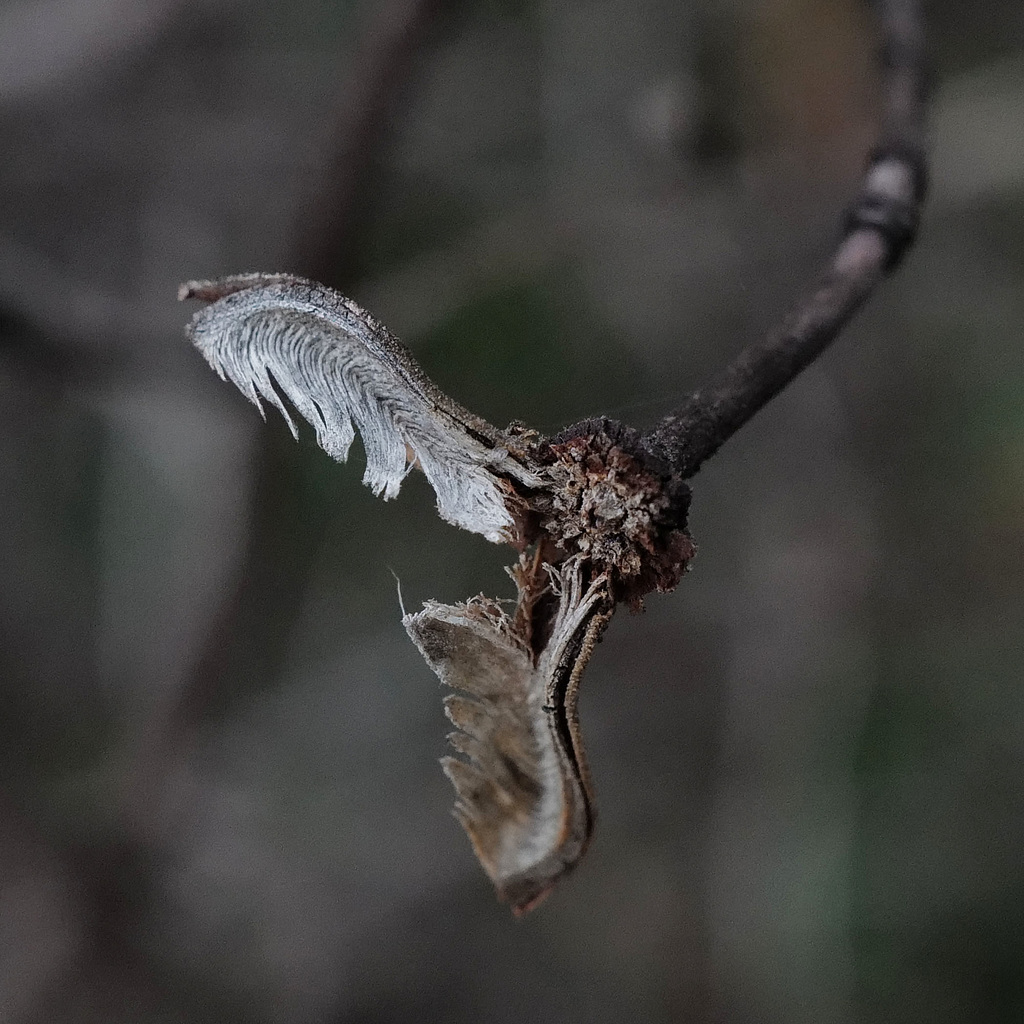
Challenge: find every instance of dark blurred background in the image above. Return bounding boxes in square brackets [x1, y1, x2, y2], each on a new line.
[3, 0, 1024, 1021]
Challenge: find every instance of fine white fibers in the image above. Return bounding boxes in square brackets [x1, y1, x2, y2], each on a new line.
[186, 277, 533, 543]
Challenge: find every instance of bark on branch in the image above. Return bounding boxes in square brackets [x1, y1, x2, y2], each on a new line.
[641, 0, 927, 478]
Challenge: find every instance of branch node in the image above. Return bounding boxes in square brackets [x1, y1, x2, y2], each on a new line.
[843, 145, 928, 269]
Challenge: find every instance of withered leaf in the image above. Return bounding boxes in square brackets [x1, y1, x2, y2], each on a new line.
[404, 557, 612, 913]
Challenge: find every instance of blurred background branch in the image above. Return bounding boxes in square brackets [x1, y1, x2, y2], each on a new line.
[290, 0, 449, 285]
[120, 0, 454, 851]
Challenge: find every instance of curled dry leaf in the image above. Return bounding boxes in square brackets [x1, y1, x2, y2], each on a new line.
[405, 555, 613, 913]
[182, 273, 694, 911]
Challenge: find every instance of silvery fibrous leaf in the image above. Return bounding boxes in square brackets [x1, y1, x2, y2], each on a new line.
[182, 273, 695, 913]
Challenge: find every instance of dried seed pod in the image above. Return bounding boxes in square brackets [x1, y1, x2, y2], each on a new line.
[182, 274, 692, 912]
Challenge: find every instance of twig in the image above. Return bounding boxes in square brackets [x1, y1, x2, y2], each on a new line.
[642, 0, 927, 479]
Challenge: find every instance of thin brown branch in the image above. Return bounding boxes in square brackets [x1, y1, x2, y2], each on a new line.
[642, 0, 927, 479]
